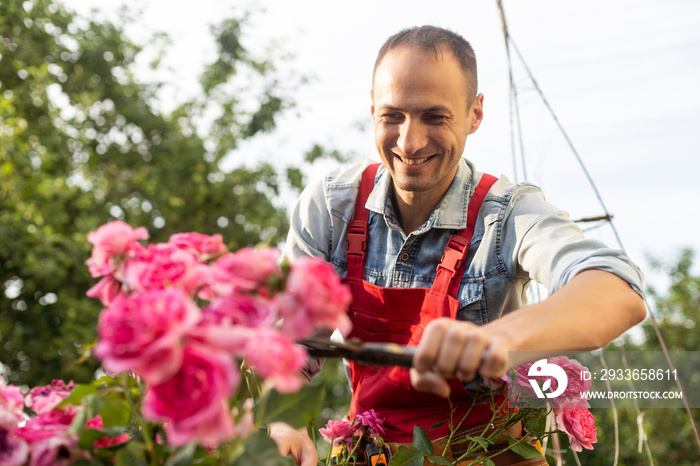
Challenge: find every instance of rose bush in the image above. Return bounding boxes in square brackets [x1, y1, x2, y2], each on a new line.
[0, 221, 351, 465]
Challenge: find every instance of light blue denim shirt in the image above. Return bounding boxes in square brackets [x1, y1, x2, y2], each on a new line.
[283, 158, 644, 326]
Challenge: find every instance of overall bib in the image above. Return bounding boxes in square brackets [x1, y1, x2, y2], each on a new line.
[344, 163, 500, 443]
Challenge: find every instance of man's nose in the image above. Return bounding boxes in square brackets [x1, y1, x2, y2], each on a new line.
[396, 119, 428, 156]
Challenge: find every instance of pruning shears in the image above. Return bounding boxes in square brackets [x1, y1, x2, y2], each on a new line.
[298, 337, 416, 368]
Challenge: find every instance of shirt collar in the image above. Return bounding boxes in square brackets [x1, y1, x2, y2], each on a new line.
[365, 159, 475, 232]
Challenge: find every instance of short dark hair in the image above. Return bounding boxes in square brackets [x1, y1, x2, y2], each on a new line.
[373, 25, 478, 101]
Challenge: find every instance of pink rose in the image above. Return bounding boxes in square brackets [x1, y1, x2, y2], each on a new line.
[1, 385, 26, 429]
[202, 294, 275, 329]
[16, 408, 78, 445]
[168, 232, 227, 258]
[508, 357, 591, 409]
[554, 407, 597, 452]
[277, 257, 352, 339]
[142, 344, 238, 448]
[119, 244, 200, 295]
[353, 409, 387, 439]
[244, 330, 307, 393]
[94, 289, 200, 384]
[319, 419, 354, 446]
[86, 416, 130, 448]
[0, 428, 28, 466]
[15, 408, 87, 466]
[86, 274, 122, 306]
[546, 356, 591, 409]
[186, 325, 255, 357]
[86, 221, 148, 277]
[187, 295, 274, 355]
[205, 247, 282, 298]
[25, 430, 88, 466]
[25, 380, 75, 415]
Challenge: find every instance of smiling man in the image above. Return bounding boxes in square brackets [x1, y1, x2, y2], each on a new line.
[275, 26, 646, 465]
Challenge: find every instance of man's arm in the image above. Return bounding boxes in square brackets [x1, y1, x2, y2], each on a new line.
[410, 269, 646, 397]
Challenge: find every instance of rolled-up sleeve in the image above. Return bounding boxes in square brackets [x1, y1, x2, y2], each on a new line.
[503, 184, 644, 298]
[283, 174, 332, 263]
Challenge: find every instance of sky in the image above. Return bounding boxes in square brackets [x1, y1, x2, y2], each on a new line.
[64, 0, 700, 289]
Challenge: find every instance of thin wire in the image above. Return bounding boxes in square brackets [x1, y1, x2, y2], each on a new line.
[496, 0, 520, 183]
[552, 429, 563, 466]
[513, 84, 528, 181]
[599, 353, 620, 466]
[495, 0, 700, 454]
[542, 410, 551, 453]
[506, 38, 624, 250]
[495, 4, 621, 464]
[510, 30, 700, 451]
[620, 351, 655, 465]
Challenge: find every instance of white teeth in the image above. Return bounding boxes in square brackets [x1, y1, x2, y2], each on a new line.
[400, 156, 431, 165]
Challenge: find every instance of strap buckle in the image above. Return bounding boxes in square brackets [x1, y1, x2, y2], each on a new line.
[346, 220, 368, 256]
[436, 235, 470, 274]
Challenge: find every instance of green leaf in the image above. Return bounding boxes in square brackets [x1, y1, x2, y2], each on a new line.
[426, 454, 454, 465]
[506, 437, 545, 460]
[82, 392, 104, 419]
[58, 384, 98, 407]
[429, 420, 448, 431]
[411, 425, 433, 455]
[166, 443, 197, 466]
[100, 396, 131, 428]
[254, 382, 324, 428]
[229, 431, 295, 465]
[463, 435, 491, 452]
[387, 445, 425, 466]
[116, 445, 148, 466]
[68, 408, 88, 435]
[78, 428, 108, 450]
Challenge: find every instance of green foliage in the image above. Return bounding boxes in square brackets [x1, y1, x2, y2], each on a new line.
[304, 144, 350, 164]
[254, 382, 325, 428]
[558, 249, 700, 465]
[230, 431, 295, 466]
[0, 0, 305, 386]
[37, 373, 310, 465]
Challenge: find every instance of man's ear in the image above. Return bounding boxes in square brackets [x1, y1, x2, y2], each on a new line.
[468, 93, 485, 135]
[370, 89, 375, 117]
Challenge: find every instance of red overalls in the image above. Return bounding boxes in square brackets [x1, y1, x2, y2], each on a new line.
[344, 163, 500, 443]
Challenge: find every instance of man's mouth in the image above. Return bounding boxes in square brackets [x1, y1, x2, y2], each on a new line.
[397, 155, 433, 165]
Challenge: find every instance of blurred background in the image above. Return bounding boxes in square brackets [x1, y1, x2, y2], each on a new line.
[1, 0, 699, 463]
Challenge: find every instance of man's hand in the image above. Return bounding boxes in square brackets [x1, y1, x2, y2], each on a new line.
[409, 318, 510, 397]
[269, 422, 318, 466]
[409, 271, 647, 398]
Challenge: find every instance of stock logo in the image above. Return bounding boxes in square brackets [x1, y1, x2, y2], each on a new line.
[528, 359, 568, 399]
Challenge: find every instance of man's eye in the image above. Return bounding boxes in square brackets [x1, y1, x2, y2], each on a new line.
[383, 113, 403, 122]
[426, 115, 447, 123]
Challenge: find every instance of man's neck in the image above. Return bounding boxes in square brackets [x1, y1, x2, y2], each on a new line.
[392, 186, 446, 235]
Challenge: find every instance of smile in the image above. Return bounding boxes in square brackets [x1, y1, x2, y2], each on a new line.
[397, 155, 433, 165]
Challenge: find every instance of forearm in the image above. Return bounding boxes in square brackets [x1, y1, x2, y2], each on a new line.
[411, 270, 646, 396]
[487, 270, 646, 364]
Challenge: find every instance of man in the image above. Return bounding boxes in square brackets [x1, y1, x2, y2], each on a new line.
[272, 26, 646, 465]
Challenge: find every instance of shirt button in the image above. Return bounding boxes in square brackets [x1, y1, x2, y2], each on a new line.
[401, 252, 410, 261]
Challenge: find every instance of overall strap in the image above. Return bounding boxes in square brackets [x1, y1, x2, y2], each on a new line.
[433, 174, 499, 298]
[346, 163, 381, 279]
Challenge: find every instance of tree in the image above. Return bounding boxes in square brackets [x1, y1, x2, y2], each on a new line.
[0, 0, 302, 386]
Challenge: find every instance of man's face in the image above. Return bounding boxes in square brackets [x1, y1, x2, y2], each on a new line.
[371, 45, 483, 200]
